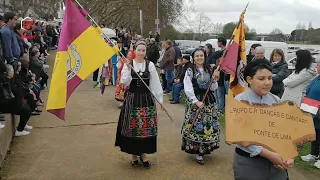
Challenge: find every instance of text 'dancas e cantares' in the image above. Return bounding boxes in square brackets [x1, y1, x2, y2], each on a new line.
[225, 95, 316, 160]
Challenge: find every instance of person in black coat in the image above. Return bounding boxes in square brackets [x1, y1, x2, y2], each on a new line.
[205, 43, 216, 67]
[20, 55, 43, 105]
[146, 38, 160, 64]
[0, 64, 32, 136]
[269, 49, 290, 97]
[169, 55, 192, 104]
[29, 49, 48, 89]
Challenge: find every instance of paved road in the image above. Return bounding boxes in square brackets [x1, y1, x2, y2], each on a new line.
[0, 52, 317, 180]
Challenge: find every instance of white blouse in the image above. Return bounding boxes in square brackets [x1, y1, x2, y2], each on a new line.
[183, 68, 218, 103]
[121, 60, 163, 104]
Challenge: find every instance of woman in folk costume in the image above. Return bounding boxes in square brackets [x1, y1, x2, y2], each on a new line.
[115, 41, 163, 168]
[115, 50, 136, 108]
[181, 48, 220, 165]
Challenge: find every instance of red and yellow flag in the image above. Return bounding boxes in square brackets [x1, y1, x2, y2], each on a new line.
[220, 11, 247, 96]
[46, 0, 119, 120]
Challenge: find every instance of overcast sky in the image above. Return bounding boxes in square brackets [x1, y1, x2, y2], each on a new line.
[193, 0, 320, 34]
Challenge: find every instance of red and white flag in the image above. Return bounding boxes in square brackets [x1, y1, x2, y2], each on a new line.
[300, 97, 320, 115]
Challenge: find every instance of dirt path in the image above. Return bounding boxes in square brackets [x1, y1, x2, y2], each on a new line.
[0, 52, 317, 180]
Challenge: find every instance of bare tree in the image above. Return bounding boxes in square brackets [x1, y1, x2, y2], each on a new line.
[270, 28, 283, 35]
[80, 0, 184, 36]
[179, 11, 214, 34]
[269, 28, 286, 41]
[0, 0, 60, 18]
[213, 23, 223, 34]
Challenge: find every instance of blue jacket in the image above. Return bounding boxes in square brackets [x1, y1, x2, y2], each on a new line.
[206, 52, 216, 66]
[0, 24, 21, 62]
[306, 75, 320, 129]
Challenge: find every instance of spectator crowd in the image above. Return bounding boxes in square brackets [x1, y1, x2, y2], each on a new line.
[0, 11, 60, 136]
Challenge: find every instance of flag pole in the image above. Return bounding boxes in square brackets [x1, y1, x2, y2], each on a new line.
[186, 2, 249, 136]
[72, 0, 175, 122]
[216, 1, 249, 73]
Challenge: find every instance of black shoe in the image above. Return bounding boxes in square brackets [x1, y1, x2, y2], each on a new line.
[35, 109, 42, 112]
[139, 157, 151, 169]
[169, 98, 173, 101]
[0, 118, 5, 121]
[131, 160, 139, 167]
[170, 101, 179, 104]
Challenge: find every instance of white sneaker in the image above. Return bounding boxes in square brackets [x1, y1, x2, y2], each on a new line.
[24, 125, 33, 131]
[314, 160, 320, 169]
[15, 130, 30, 137]
[301, 154, 319, 162]
[0, 124, 5, 129]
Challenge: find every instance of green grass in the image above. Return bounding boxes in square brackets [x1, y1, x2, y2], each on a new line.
[218, 113, 225, 128]
[294, 143, 319, 172]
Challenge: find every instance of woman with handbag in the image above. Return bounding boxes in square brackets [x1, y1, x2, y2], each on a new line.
[0, 64, 32, 137]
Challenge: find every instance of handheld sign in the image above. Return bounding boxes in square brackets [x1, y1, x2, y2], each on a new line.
[225, 95, 316, 160]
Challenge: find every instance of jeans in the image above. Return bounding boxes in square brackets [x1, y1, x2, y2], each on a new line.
[311, 129, 320, 157]
[225, 80, 229, 95]
[214, 89, 219, 107]
[217, 86, 225, 110]
[165, 70, 174, 93]
[217, 80, 229, 110]
[172, 83, 184, 102]
[160, 73, 167, 90]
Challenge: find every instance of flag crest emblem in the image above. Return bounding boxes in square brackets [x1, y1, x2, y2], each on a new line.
[67, 44, 82, 81]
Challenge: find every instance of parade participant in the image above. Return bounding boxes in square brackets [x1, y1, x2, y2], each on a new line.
[115, 40, 163, 168]
[115, 50, 135, 108]
[300, 56, 320, 169]
[233, 59, 294, 180]
[282, 50, 317, 106]
[181, 48, 220, 165]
